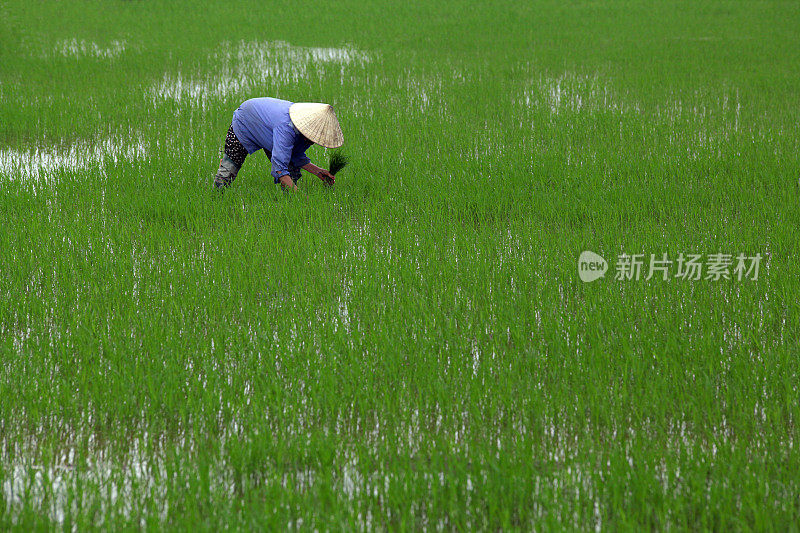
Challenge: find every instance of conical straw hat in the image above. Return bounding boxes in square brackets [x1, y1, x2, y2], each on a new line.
[289, 102, 344, 148]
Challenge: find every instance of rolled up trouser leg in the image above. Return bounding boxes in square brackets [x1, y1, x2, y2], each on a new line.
[214, 155, 241, 188]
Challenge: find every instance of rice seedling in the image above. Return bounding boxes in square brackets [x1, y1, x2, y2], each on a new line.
[328, 150, 348, 175]
[1, 0, 799, 529]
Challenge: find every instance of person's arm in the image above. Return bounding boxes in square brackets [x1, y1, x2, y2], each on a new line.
[301, 162, 336, 186]
[270, 124, 296, 186]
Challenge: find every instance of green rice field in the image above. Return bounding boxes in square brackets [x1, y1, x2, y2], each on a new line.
[2, 0, 799, 529]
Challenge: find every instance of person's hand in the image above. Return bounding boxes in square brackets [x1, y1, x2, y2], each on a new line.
[278, 174, 299, 191]
[318, 169, 336, 186]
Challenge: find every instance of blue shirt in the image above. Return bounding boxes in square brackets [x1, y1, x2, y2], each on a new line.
[231, 97, 313, 182]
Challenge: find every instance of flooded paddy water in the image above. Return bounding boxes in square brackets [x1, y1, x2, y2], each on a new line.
[1, 0, 799, 529]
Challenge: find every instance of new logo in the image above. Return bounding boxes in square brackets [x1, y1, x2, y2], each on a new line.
[578, 251, 608, 283]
